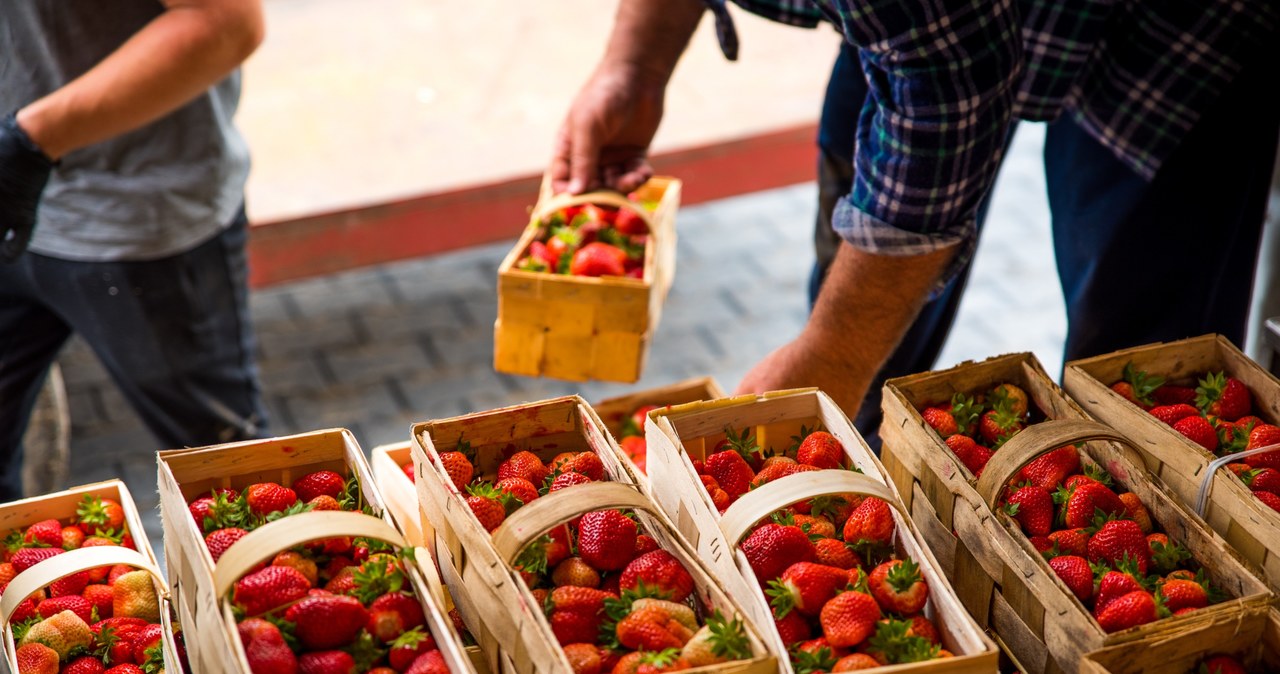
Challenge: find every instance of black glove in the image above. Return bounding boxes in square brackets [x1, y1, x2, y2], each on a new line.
[1, 112, 56, 262]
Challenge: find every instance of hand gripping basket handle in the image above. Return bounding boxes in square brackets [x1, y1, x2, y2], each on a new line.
[490, 481, 654, 565]
[212, 511, 406, 598]
[0, 546, 162, 624]
[530, 189, 656, 233]
[719, 469, 906, 546]
[974, 418, 1146, 509]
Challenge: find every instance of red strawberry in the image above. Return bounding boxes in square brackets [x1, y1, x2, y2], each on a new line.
[23, 519, 64, 547]
[569, 242, 627, 277]
[797, 431, 844, 469]
[233, 565, 312, 616]
[920, 407, 958, 438]
[298, 650, 356, 674]
[1096, 565, 1148, 614]
[740, 524, 816, 584]
[773, 608, 812, 645]
[813, 538, 861, 570]
[83, 583, 114, 619]
[205, 527, 249, 562]
[1200, 655, 1248, 674]
[402, 462, 416, 483]
[1173, 416, 1219, 452]
[561, 452, 606, 481]
[616, 604, 692, 651]
[1195, 372, 1252, 421]
[614, 207, 648, 235]
[131, 623, 164, 665]
[464, 484, 510, 532]
[750, 461, 818, 488]
[867, 558, 929, 614]
[549, 471, 594, 493]
[48, 570, 90, 597]
[978, 398, 1024, 446]
[945, 435, 993, 477]
[1058, 482, 1127, 529]
[1255, 490, 1280, 512]
[620, 550, 694, 602]
[388, 627, 436, 671]
[1158, 578, 1208, 613]
[620, 436, 647, 473]
[1096, 590, 1161, 632]
[552, 557, 601, 588]
[498, 451, 550, 486]
[1234, 416, 1265, 433]
[549, 587, 612, 645]
[244, 482, 297, 516]
[437, 450, 474, 491]
[1017, 446, 1080, 491]
[819, 590, 881, 648]
[36, 595, 93, 622]
[634, 534, 659, 556]
[369, 591, 426, 633]
[292, 470, 346, 503]
[61, 656, 106, 674]
[765, 562, 850, 617]
[1088, 520, 1152, 574]
[284, 594, 370, 649]
[495, 477, 540, 506]
[11, 546, 63, 572]
[1048, 555, 1093, 602]
[1046, 528, 1089, 557]
[1245, 424, 1280, 471]
[61, 526, 85, 550]
[1153, 385, 1196, 406]
[14, 643, 59, 674]
[704, 450, 754, 500]
[577, 510, 638, 572]
[841, 497, 896, 554]
[1004, 485, 1054, 536]
[1150, 404, 1201, 426]
[1117, 492, 1153, 533]
[75, 496, 125, 537]
[405, 651, 450, 674]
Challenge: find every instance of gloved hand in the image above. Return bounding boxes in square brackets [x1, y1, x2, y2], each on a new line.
[1, 112, 56, 262]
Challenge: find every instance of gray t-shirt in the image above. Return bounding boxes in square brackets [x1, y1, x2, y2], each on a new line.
[1, 1, 251, 261]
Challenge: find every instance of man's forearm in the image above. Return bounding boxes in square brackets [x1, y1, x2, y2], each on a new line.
[16, 0, 263, 160]
[605, 0, 705, 86]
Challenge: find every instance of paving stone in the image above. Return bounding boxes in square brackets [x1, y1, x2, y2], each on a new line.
[324, 340, 437, 388]
[280, 380, 404, 431]
[255, 312, 364, 360]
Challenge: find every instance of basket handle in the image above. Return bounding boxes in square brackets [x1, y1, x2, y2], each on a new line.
[0, 546, 163, 624]
[414, 546, 450, 609]
[974, 419, 1147, 509]
[212, 511, 406, 597]
[530, 189, 655, 233]
[718, 469, 905, 546]
[489, 481, 654, 565]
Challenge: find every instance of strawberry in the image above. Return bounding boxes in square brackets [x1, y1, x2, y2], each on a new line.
[298, 651, 356, 674]
[920, 407, 958, 438]
[437, 447, 474, 491]
[1147, 534, 1192, 574]
[766, 562, 850, 617]
[561, 452, 606, 481]
[1150, 404, 1201, 426]
[1158, 578, 1208, 612]
[1117, 493, 1153, 533]
[402, 462, 416, 484]
[549, 471, 594, 494]
[1173, 416, 1219, 452]
[1195, 372, 1252, 421]
[1234, 416, 1265, 433]
[842, 497, 896, 555]
[272, 550, 320, 587]
[48, 569, 89, 597]
[1017, 445, 1080, 491]
[813, 538, 861, 570]
[740, 524, 816, 584]
[234, 565, 312, 616]
[620, 550, 693, 602]
[1200, 655, 1247, 674]
[292, 470, 346, 503]
[1004, 485, 1054, 536]
[1047, 555, 1093, 602]
[244, 482, 298, 516]
[680, 612, 750, 667]
[1254, 490, 1280, 512]
[405, 651, 450, 674]
[792, 514, 836, 539]
[704, 450, 754, 500]
[1096, 590, 1162, 632]
[1058, 482, 1127, 529]
[819, 590, 881, 648]
[991, 383, 1029, 416]
[634, 650, 691, 674]
[61, 656, 106, 674]
[496, 477, 540, 506]
[239, 618, 298, 674]
[1087, 520, 1152, 573]
[1048, 528, 1090, 557]
[499, 451, 550, 486]
[1153, 385, 1197, 406]
[60, 526, 85, 550]
[773, 608, 812, 645]
[19, 610, 93, 659]
[750, 461, 817, 488]
[578, 510, 638, 572]
[205, 527, 249, 562]
[619, 436, 647, 473]
[284, 594, 370, 649]
[111, 570, 160, 622]
[833, 653, 883, 671]
[563, 643, 602, 674]
[1244, 424, 1280, 470]
[83, 583, 114, 619]
[616, 604, 692, 651]
[797, 431, 844, 469]
[1096, 562, 1149, 613]
[1110, 363, 1163, 410]
[570, 242, 627, 277]
[13, 643, 59, 674]
[23, 519, 64, 548]
[36, 596, 93, 622]
[867, 558, 929, 614]
[12, 546, 63, 572]
[550, 594, 609, 646]
[947, 392, 983, 436]
[75, 496, 124, 537]
[464, 483, 512, 532]
[978, 395, 1024, 446]
[945, 435, 993, 477]
[389, 627, 436, 671]
[130, 623, 164, 665]
[553, 557, 602, 588]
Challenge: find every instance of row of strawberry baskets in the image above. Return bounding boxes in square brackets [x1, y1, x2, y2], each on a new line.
[3, 334, 1280, 674]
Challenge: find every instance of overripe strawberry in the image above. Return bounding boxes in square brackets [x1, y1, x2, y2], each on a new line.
[766, 562, 851, 617]
[437, 448, 474, 491]
[75, 496, 124, 537]
[499, 451, 550, 486]
[842, 497, 896, 555]
[292, 470, 346, 503]
[819, 590, 881, 648]
[234, 565, 312, 616]
[740, 524, 816, 585]
[284, 594, 370, 649]
[920, 407, 958, 438]
[620, 550, 693, 602]
[244, 482, 298, 516]
[578, 510, 638, 572]
[867, 558, 929, 614]
[1004, 485, 1054, 536]
[1048, 555, 1093, 602]
[945, 435, 993, 477]
[13, 643, 59, 674]
[1058, 482, 1127, 529]
[238, 619, 297, 674]
[797, 431, 844, 469]
[1173, 416, 1219, 452]
[1096, 590, 1162, 632]
[205, 527, 249, 562]
[1017, 445, 1080, 491]
[704, 450, 754, 500]
[1195, 372, 1252, 421]
[1088, 520, 1152, 573]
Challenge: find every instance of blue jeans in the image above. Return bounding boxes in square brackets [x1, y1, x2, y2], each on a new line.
[813, 44, 1277, 449]
[0, 207, 268, 500]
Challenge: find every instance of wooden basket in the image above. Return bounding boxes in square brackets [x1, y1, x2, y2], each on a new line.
[409, 395, 775, 674]
[205, 510, 474, 674]
[645, 388, 998, 673]
[1080, 604, 1280, 673]
[1062, 334, 1280, 589]
[878, 353, 1273, 674]
[0, 481, 179, 672]
[494, 176, 680, 383]
[156, 429, 386, 673]
[592, 376, 728, 481]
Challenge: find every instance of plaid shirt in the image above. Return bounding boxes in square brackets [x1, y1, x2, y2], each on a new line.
[703, 0, 1275, 274]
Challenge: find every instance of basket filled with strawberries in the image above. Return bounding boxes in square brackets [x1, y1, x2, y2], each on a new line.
[644, 388, 998, 673]
[0, 480, 185, 673]
[494, 176, 680, 383]
[1080, 602, 1280, 674]
[592, 376, 728, 478]
[409, 395, 776, 674]
[879, 352, 1272, 674]
[1063, 334, 1280, 589]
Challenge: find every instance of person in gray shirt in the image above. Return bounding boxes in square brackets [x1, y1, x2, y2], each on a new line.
[0, 0, 268, 501]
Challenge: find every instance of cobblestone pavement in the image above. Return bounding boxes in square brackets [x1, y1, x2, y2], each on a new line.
[54, 124, 1065, 550]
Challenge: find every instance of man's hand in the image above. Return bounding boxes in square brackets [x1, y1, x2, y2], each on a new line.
[0, 113, 55, 261]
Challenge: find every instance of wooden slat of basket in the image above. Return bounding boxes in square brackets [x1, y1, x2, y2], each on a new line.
[1081, 604, 1280, 674]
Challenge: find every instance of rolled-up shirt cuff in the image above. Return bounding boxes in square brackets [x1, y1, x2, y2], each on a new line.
[831, 196, 978, 297]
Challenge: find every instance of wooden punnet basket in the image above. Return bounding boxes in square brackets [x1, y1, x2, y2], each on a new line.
[0, 481, 181, 671]
[592, 376, 727, 482]
[1063, 334, 1280, 589]
[493, 176, 680, 383]
[645, 388, 998, 673]
[157, 428, 404, 673]
[409, 395, 775, 674]
[878, 353, 1273, 674]
[1080, 603, 1280, 673]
